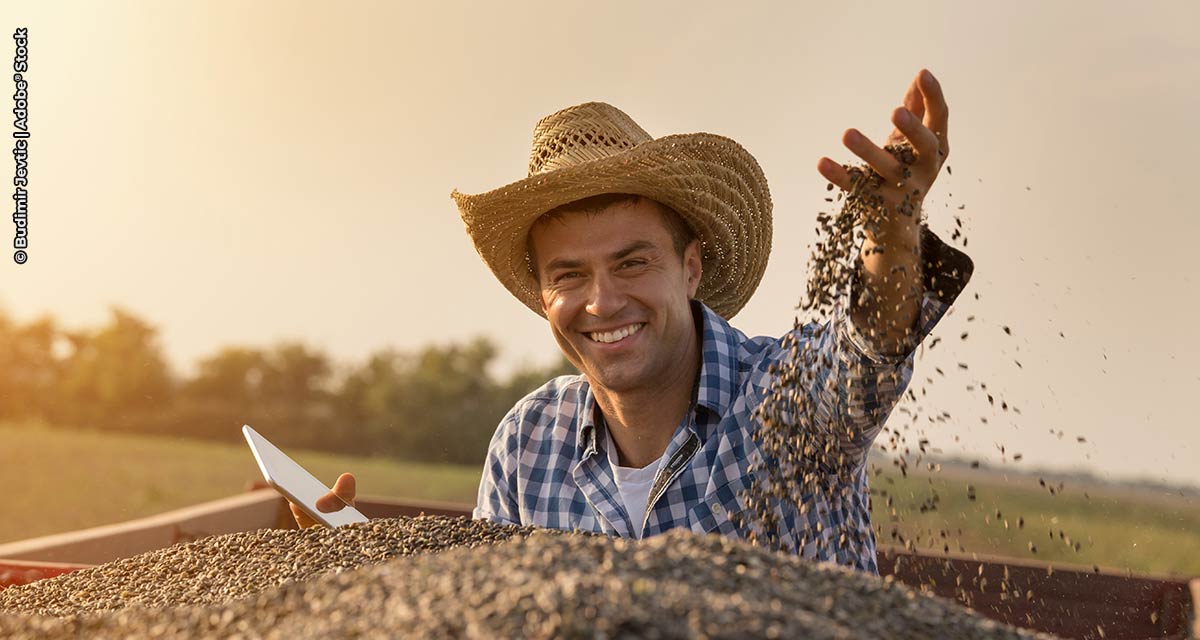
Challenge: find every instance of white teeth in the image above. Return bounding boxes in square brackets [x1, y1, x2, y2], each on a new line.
[589, 323, 643, 344]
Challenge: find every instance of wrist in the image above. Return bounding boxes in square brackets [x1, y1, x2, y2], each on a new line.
[861, 226, 920, 255]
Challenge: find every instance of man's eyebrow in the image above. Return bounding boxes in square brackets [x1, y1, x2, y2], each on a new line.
[612, 240, 655, 261]
[542, 241, 657, 273]
[543, 257, 584, 273]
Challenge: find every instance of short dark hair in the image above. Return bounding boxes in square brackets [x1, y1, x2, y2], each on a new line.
[526, 194, 697, 278]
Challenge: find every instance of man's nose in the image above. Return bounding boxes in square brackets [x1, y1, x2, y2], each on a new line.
[585, 272, 627, 317]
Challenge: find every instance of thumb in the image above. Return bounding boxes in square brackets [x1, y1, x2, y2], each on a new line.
[332, 472, 357, 506]
[315, 472, 357, 512]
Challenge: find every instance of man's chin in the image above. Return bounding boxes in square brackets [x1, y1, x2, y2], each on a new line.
[581, 365, 648, 394]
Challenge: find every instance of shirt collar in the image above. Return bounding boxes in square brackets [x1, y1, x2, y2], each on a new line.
[692, 299, 741, 419]
[579, 386, 602, 459]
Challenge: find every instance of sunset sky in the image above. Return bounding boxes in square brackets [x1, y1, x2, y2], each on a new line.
[3, 1, 1198, 486]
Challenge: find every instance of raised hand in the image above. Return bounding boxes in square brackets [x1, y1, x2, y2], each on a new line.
[817, 68, 950, 239]
[816, 69, 951, 355]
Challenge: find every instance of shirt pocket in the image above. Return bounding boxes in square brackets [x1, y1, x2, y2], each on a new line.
[687, 474, 750, 537]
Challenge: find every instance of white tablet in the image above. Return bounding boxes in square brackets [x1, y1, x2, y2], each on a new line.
[242, 424, 369, 528]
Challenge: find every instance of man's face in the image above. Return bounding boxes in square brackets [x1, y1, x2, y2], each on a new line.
[530, 199, 702, 395]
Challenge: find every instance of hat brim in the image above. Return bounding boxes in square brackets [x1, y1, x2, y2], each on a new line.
[451, 132, 773, 320]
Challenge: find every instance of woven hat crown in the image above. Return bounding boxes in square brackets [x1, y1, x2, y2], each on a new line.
[529, 103, 653, 176]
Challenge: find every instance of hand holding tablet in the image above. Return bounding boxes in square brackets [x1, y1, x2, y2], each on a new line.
[295, 471, 359, 529]
[242, 424, 368, 528]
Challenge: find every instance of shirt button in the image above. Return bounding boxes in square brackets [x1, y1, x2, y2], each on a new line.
[712, 502, 723, 513]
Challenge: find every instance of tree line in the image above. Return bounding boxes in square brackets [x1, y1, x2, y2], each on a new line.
[0, 307, 575, 464]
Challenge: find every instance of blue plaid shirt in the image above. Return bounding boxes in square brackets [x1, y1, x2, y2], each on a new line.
[475, 229, 972, 573]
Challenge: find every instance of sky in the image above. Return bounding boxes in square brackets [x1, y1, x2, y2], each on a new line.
[2, 1, 1198, 487]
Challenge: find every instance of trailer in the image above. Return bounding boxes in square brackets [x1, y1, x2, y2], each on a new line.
[1, 487, 1196, 640]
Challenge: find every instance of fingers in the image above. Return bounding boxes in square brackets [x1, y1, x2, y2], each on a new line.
[902, 73, 925, 121]
[918, 69, 949, 158]
[891, 106, 940, 169]
[819, 69, 950, 192]
[817, 127, 907, 190]
[817, 157, 853, 191]
[290, 501, 317, 528]
[885, 72, 926, 147]
[842, 128, 903, 183]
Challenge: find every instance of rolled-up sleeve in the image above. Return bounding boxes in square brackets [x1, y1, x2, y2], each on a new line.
[472, 410, 523, 526]
[842, 225, 974, 364]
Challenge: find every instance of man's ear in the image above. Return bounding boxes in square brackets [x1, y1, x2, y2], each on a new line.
[684, 238, 703, 298]
[536, 269, 552, 315]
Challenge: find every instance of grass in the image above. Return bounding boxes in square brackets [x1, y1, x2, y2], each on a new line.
[2, 423, 1197, 577]
[870, 463, 1200, 577]
[0, 423, 480, 545]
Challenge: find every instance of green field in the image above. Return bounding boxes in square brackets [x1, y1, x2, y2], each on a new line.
[870, 463, 1200, 577]
[0, 423, 480, 544]
[2, 423, 1197, 577]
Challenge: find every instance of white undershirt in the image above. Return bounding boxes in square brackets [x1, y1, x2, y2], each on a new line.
[604, 430, 665, 539]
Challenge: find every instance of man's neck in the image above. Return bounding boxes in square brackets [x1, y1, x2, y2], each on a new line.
[591, 333, 701, 469]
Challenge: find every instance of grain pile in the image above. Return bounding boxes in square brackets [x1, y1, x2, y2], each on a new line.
[0, 520, 1050, 639]
[0, 515, 533, 616]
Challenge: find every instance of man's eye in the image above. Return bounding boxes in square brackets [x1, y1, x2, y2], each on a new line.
[553, 271, 582, 283]
[620, 259, 646, 269]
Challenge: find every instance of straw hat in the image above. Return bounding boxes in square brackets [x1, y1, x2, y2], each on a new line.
[451, 102, 773, 319]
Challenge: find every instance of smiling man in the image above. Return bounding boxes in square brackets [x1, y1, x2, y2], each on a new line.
[300, 70, 972, 574]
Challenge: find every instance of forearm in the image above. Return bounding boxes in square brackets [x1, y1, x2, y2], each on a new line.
[791, 227, 970, 464]
[851, 219, 924, 356]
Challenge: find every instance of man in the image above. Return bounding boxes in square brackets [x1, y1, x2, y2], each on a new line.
[295, 69, 971, 574]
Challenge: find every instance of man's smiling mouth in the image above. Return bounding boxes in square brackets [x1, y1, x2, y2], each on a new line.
[586, 323, 645, 344]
